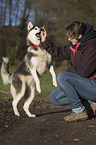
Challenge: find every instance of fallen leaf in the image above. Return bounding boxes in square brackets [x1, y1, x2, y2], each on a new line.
[73, 138, 80, 142]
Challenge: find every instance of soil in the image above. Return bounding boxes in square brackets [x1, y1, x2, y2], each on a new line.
[0, 92, 96, 145]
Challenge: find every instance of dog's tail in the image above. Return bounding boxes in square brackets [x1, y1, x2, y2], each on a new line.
[1, 57, 11, 85]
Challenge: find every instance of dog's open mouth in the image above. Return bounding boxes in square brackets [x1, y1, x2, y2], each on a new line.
[36, 32, 41, 38]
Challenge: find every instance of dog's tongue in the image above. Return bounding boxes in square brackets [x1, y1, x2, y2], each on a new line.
[36, 32, 41, 37]
[37, 34, 40, 36]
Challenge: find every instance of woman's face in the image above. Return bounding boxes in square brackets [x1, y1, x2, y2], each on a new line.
[67, 33, 82, 45]
[68, 37, 78, 45]
[68, 37, 79, 45]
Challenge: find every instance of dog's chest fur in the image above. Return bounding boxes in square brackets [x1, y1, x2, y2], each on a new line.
[27, 46, 52, 76]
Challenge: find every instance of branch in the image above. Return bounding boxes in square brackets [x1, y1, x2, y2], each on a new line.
[0, 90, 10, 95]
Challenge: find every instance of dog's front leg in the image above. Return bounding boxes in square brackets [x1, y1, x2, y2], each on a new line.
[49, 65, 57, 87]
[31, 68, 41, 93]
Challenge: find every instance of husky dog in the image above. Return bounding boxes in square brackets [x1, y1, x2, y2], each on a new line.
[1, 21, 57, 117]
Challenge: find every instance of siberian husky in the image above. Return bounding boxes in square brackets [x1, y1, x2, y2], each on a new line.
[1, 21, 57, 117]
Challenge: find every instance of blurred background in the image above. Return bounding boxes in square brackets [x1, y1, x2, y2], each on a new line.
[0, 0, 96, 67]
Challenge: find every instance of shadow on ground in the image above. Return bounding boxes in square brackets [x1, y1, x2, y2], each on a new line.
[0, 92, 96, 145]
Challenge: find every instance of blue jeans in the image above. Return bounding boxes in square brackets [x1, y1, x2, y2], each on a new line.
[49, 72, 96, 113]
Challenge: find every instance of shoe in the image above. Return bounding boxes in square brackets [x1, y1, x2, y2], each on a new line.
[91, 102, 96, 116]
[63, 111, 88, 122]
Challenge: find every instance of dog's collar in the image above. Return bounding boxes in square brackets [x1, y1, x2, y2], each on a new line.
[31, 45, 39, 48]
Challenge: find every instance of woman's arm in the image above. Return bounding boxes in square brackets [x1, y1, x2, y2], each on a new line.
[40, 28, 71, 60]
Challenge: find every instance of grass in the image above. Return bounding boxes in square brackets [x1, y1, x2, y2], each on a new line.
[0, 61, 70, 133]
[0, 67, 58, 97]
[0, 67, 58, 110]
[0, 60, 70, 99]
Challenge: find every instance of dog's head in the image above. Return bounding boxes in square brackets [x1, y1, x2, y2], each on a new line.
[27, 21, 43, 46]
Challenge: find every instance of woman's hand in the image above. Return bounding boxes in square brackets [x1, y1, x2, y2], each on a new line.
[40, 26, 47, 42]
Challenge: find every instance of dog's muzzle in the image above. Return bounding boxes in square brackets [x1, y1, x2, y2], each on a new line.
[36, 27, 45, 39]
[36, 32, 41, 37]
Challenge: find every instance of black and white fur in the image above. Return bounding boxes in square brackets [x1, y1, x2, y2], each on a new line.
[1, 21, 57, 117]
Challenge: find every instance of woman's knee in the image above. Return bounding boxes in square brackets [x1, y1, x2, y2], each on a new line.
[49, 92, 57, 105]
[56, 72, 63, 84]
[49, 88, 69, 106]
[56, 72, 69, 86]
[49, 88, 63, 105]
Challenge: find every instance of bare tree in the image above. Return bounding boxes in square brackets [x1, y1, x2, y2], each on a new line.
[14, 0, 20, 26]
[3, 0, 7, 26]
[0, 0, 4, 26]
[9, 0, 12, 26]
[0, 0, 96, 64]
[20, 0, 33, 28]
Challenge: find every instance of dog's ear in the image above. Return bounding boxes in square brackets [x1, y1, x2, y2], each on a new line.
[27, 21, 34, 31]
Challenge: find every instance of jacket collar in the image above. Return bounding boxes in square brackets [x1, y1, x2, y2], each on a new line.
[80, 22, 96, 44]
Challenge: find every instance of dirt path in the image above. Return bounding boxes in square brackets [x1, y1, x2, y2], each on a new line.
[1, 93, 96, 145]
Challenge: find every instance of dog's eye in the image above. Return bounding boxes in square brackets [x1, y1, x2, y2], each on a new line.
[35, 27, 38, 30]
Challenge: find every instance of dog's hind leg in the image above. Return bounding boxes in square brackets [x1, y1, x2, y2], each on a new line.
[12, 96, 21, 116]
[11, 83, 26, 116]
[23, 85, 36, 117]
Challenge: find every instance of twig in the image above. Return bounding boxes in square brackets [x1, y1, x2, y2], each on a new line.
[0, 90, 10, 95]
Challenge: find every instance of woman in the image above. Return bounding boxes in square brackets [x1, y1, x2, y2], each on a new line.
[40, 21, 96, 122]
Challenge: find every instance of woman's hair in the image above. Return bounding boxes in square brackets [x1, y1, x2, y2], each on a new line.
[65, 21, 86, 39]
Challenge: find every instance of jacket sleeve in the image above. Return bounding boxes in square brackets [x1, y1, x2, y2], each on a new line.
[40, 38, 71, 60]
[67, 44, 96, 78]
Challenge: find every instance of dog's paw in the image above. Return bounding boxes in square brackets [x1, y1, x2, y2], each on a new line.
[29, 114, 36, 118]
[54, 83, 57, 87]
[38, 89, 41, 93]
[53, 80, 57, 87]
[37, 86, 41, 93]
[15, 112, 20, 117]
